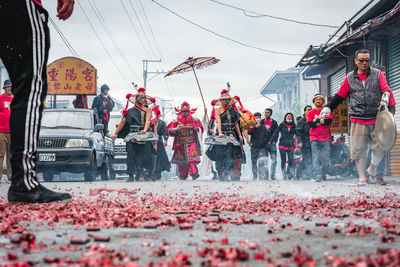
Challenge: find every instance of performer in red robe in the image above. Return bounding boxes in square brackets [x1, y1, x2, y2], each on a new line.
[167, 102, 203, 180]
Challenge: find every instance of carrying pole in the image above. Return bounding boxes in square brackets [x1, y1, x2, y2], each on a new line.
[191, 66, 210, 127]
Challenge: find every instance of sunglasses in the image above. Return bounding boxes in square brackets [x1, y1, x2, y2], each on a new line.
[357, 59, 370, 63]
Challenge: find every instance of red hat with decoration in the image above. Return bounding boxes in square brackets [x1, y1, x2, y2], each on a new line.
[121, 87, 156, 116]
[175, 101, 197, 115]
[210, 89, 246, 120]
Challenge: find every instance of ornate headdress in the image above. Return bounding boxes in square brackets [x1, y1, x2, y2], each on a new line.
[210, 89, 245, 120]
[175, 101, 197, 115]
[121, 87, 157, 116]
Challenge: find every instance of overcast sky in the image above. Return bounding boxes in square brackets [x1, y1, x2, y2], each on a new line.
[43, 0, 368, 120]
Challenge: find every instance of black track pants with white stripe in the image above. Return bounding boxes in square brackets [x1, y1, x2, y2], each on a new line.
[0, 0, 50, 191]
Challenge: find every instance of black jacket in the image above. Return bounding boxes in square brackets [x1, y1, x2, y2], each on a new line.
[272, 122, 296, 148]
[248, 119, 278, 148]
[156, 120, 169, 142]
[296, 116, 310, 148]
[92, 94, 114, 121]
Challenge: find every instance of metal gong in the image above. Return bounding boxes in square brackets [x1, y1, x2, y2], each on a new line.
[375, 105, 397, 151]
[204, 135, 241, 146]
[124, 132, 159, 143]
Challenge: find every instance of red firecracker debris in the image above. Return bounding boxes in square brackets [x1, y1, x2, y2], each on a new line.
[179, 223, 193, 230]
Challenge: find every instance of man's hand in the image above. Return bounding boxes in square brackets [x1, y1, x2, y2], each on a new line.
[219, 133, 225, 138]
[320, 106, 331, 118]
[255, 123, 261, 128]
[112, 134, 117, 140]
[57, 0, 74, 20]
[163, 141, 168, 147]
[209, 129, 214, 135]
[299, 143, 303, 148]
[381, 91, 390, 106]
[139, 130, 146, 134]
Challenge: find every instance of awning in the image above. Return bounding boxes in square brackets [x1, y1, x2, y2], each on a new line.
[296, 2, 400, 67]
[260, 69, 300, 95]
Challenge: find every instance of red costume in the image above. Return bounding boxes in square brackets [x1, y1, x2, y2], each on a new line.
[167, 102, 203, 180]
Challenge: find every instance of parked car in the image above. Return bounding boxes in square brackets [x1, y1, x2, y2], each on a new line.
[37, 109, 114, 181]
[108, 112, 127, 178]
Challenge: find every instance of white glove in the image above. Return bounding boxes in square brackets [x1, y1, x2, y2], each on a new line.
[320, 106, 331, 118]
[380, 91, 390, 106]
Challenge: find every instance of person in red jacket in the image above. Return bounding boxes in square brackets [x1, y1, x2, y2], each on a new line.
[0, 0, 74, 203]
[0, 80, 13, 182]
[307, 94, 333, 182]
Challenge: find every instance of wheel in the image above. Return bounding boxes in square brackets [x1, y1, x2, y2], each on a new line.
[100, 155, 111, 181]
[84, 154, 96, 182]
[43, 171, 54, 182]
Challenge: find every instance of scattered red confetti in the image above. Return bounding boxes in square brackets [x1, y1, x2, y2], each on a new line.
[92, 235, 110, 242]
[70, 236, 90, 245]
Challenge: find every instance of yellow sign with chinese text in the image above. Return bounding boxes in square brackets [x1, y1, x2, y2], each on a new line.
[328, 96, 349, 134]
[47, 57, 97, 95]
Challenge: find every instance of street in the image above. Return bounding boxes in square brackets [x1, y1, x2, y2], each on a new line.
[0, 176, 399, 266]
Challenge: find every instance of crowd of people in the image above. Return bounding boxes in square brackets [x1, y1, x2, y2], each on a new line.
[0, 0, 395, 204]
[109, 48, 395, 187]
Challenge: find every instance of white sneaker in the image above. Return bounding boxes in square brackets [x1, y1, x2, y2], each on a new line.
[357, 179, 367, 186]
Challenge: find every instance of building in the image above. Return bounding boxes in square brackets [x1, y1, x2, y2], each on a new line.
[296, 0, 400, 176]
[260, 67, 319, 120]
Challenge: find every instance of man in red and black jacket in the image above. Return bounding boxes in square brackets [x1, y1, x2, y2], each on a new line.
[0, 0, 74, 203]
[321, 49, 396, 186]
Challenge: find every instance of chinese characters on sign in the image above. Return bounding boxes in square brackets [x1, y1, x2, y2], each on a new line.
[47, 57, 97, 95]
[328, 96, 349, 134]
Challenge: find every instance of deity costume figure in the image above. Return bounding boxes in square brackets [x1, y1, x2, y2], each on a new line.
[167, 102, 203, 180]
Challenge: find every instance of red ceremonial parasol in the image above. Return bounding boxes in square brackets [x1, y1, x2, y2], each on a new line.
[165, 57, 220, 123]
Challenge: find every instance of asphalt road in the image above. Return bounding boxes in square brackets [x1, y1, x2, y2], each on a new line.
[0, 176, 399, 266]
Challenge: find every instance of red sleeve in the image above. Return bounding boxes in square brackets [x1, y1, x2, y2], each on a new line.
[166, 121, 177, 136]
[307, 110, 314, 122]
[336, 77, 350, 98]
[379, 72, 396, 107]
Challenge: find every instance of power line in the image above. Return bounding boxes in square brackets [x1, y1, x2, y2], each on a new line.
[151, 0, 302, 56]
[120, 0, 152, 58]
[48, 16, 79, 57]
[130, 0, 173, 96]
[138, 0, 164, 60]
[137, 0, 177, 97]
[208, 0, 339, 29]
[88, 0, 140, 81]
[128, 0, 158, 58]
[77, 1, 131, 84]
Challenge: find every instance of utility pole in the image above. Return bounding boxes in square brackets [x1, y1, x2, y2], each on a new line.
[142, 59, 167, 89]
[142, 59, 174, 121]
[156, 97, 174, 121]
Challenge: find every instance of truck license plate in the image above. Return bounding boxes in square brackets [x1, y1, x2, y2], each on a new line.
[113, 164, 127, 170]
[39, 153, 56, 162]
